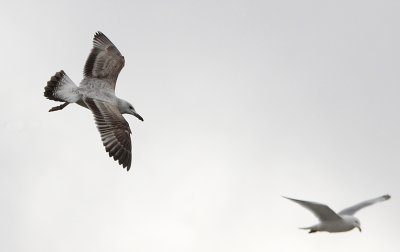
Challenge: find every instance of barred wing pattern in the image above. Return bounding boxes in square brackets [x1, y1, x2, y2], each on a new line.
[84, 98, 132, 170]
[84, 31, 125, 88]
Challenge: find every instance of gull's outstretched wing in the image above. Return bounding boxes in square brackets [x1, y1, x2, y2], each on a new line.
[338, 195, 391, 216]
[84, 98, 132, 170]
[83, 31, 125, 89]
[284, 197, 342, 222]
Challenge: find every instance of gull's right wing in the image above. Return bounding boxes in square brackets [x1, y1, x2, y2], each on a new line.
[284, 196, 342, 222]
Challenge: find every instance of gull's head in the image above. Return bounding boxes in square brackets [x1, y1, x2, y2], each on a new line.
[353, 218, 362, 232]
[119, 99, 144, 121]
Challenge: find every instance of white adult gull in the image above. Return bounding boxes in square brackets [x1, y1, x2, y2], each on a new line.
[44, 31, 143, 171]
[284, 194, 391, 233]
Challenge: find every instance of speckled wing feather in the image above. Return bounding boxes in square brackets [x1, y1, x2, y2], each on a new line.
[84, 31, 125, 89]
[84, 97, 132, 170]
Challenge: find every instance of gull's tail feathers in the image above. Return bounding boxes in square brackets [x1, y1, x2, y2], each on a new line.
[44, 70, 80, 111]
[299, 226, 317, 233]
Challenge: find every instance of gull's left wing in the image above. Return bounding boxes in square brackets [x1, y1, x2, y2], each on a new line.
[338, 195, 391, 216]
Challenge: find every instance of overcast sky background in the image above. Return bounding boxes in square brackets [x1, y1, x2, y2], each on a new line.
[0, 0, 399, 251]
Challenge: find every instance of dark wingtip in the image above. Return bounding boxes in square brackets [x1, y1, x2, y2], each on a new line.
[282, 196, 295, 201]
[92, 31, 112, 46]
[123, 160, 131, 171]
[125, 156, 132, 171]
[94, 31, 104, 39]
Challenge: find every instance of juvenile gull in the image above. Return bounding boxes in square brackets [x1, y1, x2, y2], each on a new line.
[284, 194, 390, 233]
[44, 31, 143, 170]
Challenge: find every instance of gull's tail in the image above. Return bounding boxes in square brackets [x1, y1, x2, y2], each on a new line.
[44, 70, 80, 112]
[299, 226, 317, 233]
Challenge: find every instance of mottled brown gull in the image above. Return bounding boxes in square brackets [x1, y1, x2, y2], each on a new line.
[284, 194, 390, 233]
[44, 31, 143, 171]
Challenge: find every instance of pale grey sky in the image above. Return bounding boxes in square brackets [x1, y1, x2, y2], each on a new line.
[0, 0, 399, 251]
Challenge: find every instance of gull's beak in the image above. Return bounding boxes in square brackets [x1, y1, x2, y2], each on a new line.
[357, 226, 362, 232]
[132, 111, 144, 121]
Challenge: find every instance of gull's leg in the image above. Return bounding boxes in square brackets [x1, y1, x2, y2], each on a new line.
[49, 102, 69, 112]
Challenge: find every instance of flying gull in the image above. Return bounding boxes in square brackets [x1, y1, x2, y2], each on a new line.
[284, 194, 391, 233]
[44, 31, 143, 170]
